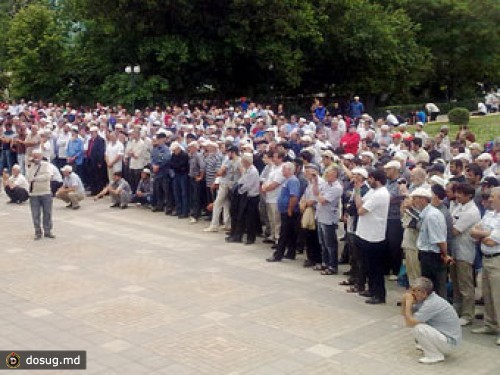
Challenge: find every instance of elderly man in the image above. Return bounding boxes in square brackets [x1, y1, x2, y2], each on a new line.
[125, 128, 146, 193]
[26, 149, 55, 240]
[170, 142, 190, 218]
[402, 277, 461, 364]
[470, 187, 500, 346]
[87, 126, 107, 196]
[226, 153, 260, 244]
[151, 132, 172, 213]
[2, 164, 29, 203]
[94, 171, 132, 209]
[187, 141, 205, 223]
[56, 165, 85, 210]
[313, 165, 343, 274]
[411, 187, 453, 298]
[267, 162, 301, 262]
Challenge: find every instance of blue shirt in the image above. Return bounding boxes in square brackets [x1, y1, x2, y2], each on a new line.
[277, 176, 300, 213]
[151, 144, 171, 177]
[417, 204, 447, 253]
[350, 101, 364, 118]
[314, 106, 327, 121]
[66, 137, 84, 165]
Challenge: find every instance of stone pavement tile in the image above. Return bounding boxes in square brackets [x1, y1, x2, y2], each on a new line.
[305, 344, 344, 358]
[352, 329, 500, 375]
[23, 307, 53, 318]
[202, 311, 232, 321]
[150, 363, 200, 375]
[100, 339, 134, 353]
[244, 298, 376, 342]
[144, 324, 294, 374]
[120, 285, 146, 293]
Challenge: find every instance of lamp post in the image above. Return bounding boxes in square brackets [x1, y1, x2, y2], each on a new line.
[125, 65, 140, 111]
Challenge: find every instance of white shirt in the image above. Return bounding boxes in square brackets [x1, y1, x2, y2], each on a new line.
[105, 141, 124, 172]
[8, 173, 29, 191]
[56, 132, 70, 158]
[63, 172, 85, 195]
[265, 164, 285, 204]
[386, 114, 399, 126]
[125, 138, 146, 170]
[356, 186, 390, 242]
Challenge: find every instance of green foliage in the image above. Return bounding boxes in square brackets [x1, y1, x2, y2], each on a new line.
[0, 0, 498, 106]
[448, 107, 470, 125]
[5, 3, 67, 100]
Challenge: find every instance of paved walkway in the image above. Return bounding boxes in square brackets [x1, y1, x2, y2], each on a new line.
[0, 195, 499, 374]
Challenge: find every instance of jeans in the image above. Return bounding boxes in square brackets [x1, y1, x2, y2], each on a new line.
[17, 154, 26, 175]
[29, 194, 53, 234]
[0, 149, 15, 173]
[317, 222, 339, 270]
[152, 175, 168, 209]
[173, 173, 188, 216]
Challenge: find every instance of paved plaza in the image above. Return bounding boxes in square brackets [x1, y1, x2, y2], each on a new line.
[0, 196, 499, 375]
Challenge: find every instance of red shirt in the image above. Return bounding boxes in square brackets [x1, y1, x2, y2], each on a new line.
[340, 132, 360, 155]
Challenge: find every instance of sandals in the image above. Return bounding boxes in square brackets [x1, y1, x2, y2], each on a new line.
[346, 286, 360, 293]
[320, 269, 337, 275]
[339, 280, 354, 286]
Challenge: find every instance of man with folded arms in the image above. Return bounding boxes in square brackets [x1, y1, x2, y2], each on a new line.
[56, 165, 85, 210]
[470, 187, 500, 346]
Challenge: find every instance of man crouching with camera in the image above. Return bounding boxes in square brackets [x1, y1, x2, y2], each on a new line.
[402, 277, 461, 365]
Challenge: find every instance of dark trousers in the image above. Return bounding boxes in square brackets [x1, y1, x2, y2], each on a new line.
[305, 228, 322, 264]
[131, 194, 150, 205]
[272, 212, 299, 260]
[88, 162, 107, 195]
[430, 112, 439, 121]
[51, 181, 63, 196]
[5, 186, 29, 203]
[189, 177, 203, 219]
[386, 219, 404, 275]
[0, 150, 16, 173]
[152, 175, 168, 209]
[349, 233, 367, 289]
[128, 168, 142, 194]
[419, 251, 447, 299]
[318, 222, 339, 270]
[232, 195, 260, 242]
[357, 237, 387, 300]
[173, 173, 189, 216]
[54, 157, 66, 170]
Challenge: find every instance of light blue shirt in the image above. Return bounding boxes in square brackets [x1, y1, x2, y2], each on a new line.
[315, 179, 343, 225]
[417, 204, 447, 253]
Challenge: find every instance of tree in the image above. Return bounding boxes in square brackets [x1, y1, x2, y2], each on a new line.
[5, 3, 68, 100]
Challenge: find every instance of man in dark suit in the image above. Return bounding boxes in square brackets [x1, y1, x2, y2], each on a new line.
[87, 126, 107, 195]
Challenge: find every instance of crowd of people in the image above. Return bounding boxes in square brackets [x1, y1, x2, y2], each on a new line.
[1, 97, 499, 363]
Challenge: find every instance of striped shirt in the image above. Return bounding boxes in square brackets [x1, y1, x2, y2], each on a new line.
[204, 152, 223, 187]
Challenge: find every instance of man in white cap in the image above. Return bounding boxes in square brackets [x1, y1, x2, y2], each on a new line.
[2, 164, 29, 204]
[56, 165, 85, 209]
[411, 187, 453, 298]
[26, 149, 55, 240]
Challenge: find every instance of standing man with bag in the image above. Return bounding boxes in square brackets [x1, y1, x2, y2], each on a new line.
[26, 149, 55, 240]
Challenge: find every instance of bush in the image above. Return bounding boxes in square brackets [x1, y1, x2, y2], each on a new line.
[447, 107, 470, 125]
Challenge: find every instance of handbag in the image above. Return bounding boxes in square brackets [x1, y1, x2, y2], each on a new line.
[301, 206, 316, 230]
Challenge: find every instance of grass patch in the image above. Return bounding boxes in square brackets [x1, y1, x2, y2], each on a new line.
[414, 114, 500, 146]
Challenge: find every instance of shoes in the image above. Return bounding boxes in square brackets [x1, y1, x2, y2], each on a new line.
[203, 226, 218, 232]
[110, 203, 120, 208]
[459, 318, 471, 326]
[389, 275, 398, 281]
[44, 233, 56, 239]
[189, 217, 198, 224]
[65, 203, 73, 208]
[471, 326, 497, 335]
[415, 343, 423, 351]
[284, 255, 296, 260]
[262, 239, 274, 244]
[343, 270, 352, 276]
[34, 233, 42, 241]
[266, 257, 281, 262]
[225, 237, 242, 243]
[121, 205, 128, 209]
[151, 207, 162, 212]
[358, 290, 372, 298]
[244, 241, 255, 246]
[72, 205, 80, 210]
[365, 297, 385, 305]
[7, 200, 16, 204]
[178, 214, 188, 219]
[171, 211, 178, 216]
[418, 356, 444, 364]
[497, 335, 500, 346]
[303, 260, 315, 268]
[271, 244, 277, 249]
